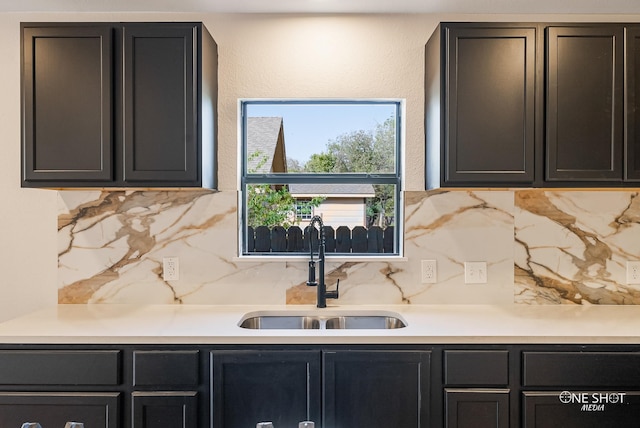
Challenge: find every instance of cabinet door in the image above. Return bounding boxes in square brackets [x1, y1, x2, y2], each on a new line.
[122, 23, 199, 185]
[445, 389, 509, 428]
[22, 25, 113, 185]
[211, 350, 321, 428]
[132, 392, 197, 428]
[546, 25, 624, 182]
[626, 26, 640, 181]
[0, 392, 119, 427]
[523, 391, 640, 427]
[443, 25, 536, 185]
[323, 350, 430, 428]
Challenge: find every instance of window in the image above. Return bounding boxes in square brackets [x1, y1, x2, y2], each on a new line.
[295, 199, 314, 222]
[240, 100, 402, 256]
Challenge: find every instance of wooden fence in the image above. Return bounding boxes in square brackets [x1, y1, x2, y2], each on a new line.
[247, 225, 395, 253]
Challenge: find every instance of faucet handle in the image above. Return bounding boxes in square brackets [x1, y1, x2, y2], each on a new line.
[326, 279, 340, 300]
[307, 260, 317, 287]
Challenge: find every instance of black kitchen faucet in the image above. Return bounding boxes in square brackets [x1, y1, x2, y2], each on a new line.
[306, 215, 339, 308]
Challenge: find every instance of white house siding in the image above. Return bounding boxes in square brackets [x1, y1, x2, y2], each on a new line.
[314, 198, 368, 229]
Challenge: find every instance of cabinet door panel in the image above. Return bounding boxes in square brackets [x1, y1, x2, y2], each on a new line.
[0, 350, 120, 386]
[523, 391, 640, 427]
[323, 350, 430, 428]
[626, 26, 640, 181]
[132, 392, 197, 428]
[122, 24, 198, 184]
[444, 25, 536, 184]
[546, 26, 623, 181]
[22, 25, 113, 183]
[0, 392, 119, 428]
[523, 351, 640, 387]
[211, 350, 320, 428]
[445, 389, 509, 428]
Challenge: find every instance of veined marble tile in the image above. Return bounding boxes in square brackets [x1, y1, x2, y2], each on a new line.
[400, 190, 515, 304]
[515, 190, 640, 305]
[56, 188, 640, 306]
[58, 190, 237, 304]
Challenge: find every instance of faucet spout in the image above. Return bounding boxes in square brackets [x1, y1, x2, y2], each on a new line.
[306, 215, 339, 308]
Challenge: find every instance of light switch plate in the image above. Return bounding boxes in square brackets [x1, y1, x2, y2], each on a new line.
[464, 261, 487, 284]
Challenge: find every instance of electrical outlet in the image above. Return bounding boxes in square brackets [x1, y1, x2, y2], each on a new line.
[421, 260, 437, 283]
[163, 257, 179, 281]
[464, 261, 487, 284]
[627, 261, 640, 285]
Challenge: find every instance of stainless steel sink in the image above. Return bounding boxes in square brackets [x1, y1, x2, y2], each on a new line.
[238, 311, 407, 330]
[239, 315, 320, 329]
[325, 315, 406, 329]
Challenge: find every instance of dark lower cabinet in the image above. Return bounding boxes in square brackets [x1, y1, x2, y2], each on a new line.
[445, 389, 509, 428]
[132, 392, 198, 428]
[211, 350, 321, 428]
[0, 392, 119, 428]
[4, 344, 640, 428]
[443, 350, 510, 427]
[323, 350, 431, 428]
[523, 391, 640, 428]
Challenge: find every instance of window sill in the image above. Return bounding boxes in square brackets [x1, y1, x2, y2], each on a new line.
[233, 255, 408, 263]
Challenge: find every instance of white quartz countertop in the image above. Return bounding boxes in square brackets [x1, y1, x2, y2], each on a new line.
[0, 304, 639, 344]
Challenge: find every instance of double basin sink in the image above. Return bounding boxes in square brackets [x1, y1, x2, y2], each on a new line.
[239, 310, 407, 330]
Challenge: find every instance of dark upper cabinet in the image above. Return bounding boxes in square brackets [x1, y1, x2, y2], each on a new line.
[545, 25, 624, 182]
[425, 23, 538, 188]
[21, 25, 113, 184]
[426, 22, 640, 188]
[21, 22, 217, 188]
[626, 26, 640, 182]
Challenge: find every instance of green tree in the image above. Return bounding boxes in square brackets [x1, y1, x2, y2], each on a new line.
[286, 158, 303, 172]
[303, 116, 396, 227]
[324, 116, 395, 174]
[304, 152, 337, 172]
[247, 151, 324, 228]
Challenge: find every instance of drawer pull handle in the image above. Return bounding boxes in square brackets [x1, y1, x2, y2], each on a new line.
[65, 424, 85, 428]
[21, 424, 43, 428]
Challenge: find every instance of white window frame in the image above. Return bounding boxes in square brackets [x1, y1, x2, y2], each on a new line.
[237, 98, 405, 259]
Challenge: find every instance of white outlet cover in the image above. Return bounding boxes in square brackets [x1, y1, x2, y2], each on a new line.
[163, 257, 180, 281]
[421, 260, 437, 284]
[627, 261, 640, 285]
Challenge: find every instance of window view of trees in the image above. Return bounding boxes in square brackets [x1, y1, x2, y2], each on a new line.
[242, 100, 401, 254]
[245, 152, 324, 228]
[287, 117, 396, 227]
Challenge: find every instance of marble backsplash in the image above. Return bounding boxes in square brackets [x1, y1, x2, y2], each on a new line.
[57, 189, 640, 305]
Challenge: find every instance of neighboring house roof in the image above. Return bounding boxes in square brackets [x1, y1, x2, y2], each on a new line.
[246, 117, 286, 173]
[289, 183, 376, 198]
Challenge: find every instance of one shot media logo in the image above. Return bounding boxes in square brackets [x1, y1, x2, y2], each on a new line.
[559, 391, 627, 412]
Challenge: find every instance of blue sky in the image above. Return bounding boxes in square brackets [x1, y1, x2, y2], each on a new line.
[245, 101, 397, 164]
